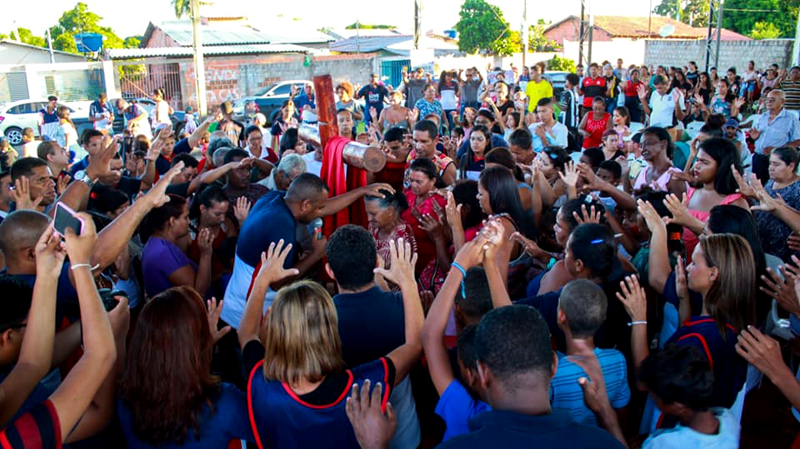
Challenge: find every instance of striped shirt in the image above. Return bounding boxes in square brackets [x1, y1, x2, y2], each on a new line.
[779, 79, 800, 110]
[550, 348, 630, 426]
[0, 400, 60, 448]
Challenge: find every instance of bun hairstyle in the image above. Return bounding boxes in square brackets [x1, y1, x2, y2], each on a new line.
[364, 188, 409, 215]
[409, 157, 447, 189]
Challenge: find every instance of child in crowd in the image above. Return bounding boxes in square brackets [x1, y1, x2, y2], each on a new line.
[551, 279, 631, 426]
[21, 128, 38, 158]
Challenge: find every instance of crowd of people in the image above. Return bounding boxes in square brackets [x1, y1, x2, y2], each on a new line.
[3, 55, 800, 449]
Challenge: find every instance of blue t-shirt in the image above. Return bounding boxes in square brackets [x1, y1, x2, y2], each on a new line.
[117, 382, 255, 448]
[141, 237, 196, 297]
[435, 409, 624, 448]
[435, 380, 491, 441]
[3, 262, 80, 322]
[334, 286, 405, 367]
[456, 134, 508, 159]
[247, 357, 393, 449]
[551, 348, 630, 426]
[359, 84, 389, 113]
[70, 156, 90, 176]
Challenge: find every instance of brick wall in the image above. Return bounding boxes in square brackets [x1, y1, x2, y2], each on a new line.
[644, 39, 794, 71]
[178, 53, 378, 108]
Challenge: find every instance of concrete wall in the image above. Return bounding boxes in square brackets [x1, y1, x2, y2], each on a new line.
[644, 39, 794, 71]
[178, 53, 378, 108]
[563, 39, 647, 65]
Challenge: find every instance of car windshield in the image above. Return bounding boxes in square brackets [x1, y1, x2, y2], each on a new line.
[254, 83, 279, 97]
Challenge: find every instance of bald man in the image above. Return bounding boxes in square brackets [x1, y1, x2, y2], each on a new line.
[750, 89, 800, 182]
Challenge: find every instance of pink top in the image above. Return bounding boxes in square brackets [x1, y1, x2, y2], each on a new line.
[633, 164, 685, 192]
[682, 187, 745, 262]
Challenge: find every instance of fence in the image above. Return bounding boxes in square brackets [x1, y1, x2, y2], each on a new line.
[117, 62, 184, 110]
[380, 59, 411, 88]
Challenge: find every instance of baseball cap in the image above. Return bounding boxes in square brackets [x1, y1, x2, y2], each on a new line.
[724, 118, 739, 129]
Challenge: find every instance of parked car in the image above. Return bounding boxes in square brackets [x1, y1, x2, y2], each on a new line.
[542, 71, 569, 97]
[0, 99, 90, 146]
[233, 80, 313, 124]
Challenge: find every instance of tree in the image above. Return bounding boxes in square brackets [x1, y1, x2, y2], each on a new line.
[48, 2, 126, 53]
[721, 0, 800, 38]
[172, 0, 190, 18]
[14, 28, 47, 48]
[750, 21, 781, 39]
[653, 0, 710, 27]
[548, 55, 576, 72]
[528, 19, 560, 52]
[454, 0, 519, 56]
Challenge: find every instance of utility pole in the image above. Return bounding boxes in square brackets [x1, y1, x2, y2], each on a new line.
[356, 20, 361, 54]
[414, 0, 422, 50]
[587, 0, 593, 65]
[521, 0, 528, 69]
[579, 1, 585, 65]
[191, 0, 207, 115]
[46, 28, 55, 64]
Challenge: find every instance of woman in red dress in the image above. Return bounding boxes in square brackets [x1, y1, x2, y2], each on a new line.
[579, 96, 612, 149]
[402, 158, 447, 274]
[365, 188, 418, 271]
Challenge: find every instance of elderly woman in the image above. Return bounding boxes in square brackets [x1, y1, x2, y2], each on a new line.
[365, 189, 417, 269]
[403, 158, 448, 274]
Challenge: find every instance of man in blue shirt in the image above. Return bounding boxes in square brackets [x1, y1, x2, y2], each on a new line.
[88, 93, 114, 135]
[435, 305, 625, 448]
[750, 89, 800, 182]
[326, 224, 421, 449]
[356, 74, 389, 125]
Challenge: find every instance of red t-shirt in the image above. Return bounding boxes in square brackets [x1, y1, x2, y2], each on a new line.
[582, 76, 608, 107]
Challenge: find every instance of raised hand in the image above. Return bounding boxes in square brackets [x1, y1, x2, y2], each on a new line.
[637, 199, 667, 235]
[761, 266, 800, 316]
[445, 191, 463, 230]
[56, 174, 71, 196]
[234, 197, 251, 224]
[63, 212, 97, 267]
[694, 93, 705, 106]
[636, 83, 647, 100]
[573, 204, 602, 225]
[346, 380, 397, 449]
[253, 239, 299, 292]
[732, 167, 756, 198]
[418, 212, 444, 239]
[511, 231, 543, 259]
[206, 297, 232, 343]
[616, 275, 647, 321]
[86, 135, 120, 180]
[144, 161, 184, 207]
[372, 238, 418, 290]
[662, 193, 694, 227]
[558, 161, 579, 188]
[675, 256, 689, 303]
[34, 223, 66, 279]
[197, 228, 214, 255]
[736, 326, 791, 382]
[453, 234, 489, 270]
[12, 176, 43, 211]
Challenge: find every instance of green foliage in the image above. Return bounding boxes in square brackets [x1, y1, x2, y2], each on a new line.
[547, 54, 576, 72]
[721, 0, 799, 38]
[528, 19, 560, 52]
[455, 0, 518, 56]
[14, 28, 47, 48]
[123, 36, 142, 48]
[750, 21, 781, 39]
[46, 2, 126, 53]
[653, 0, 710, 27]
[345, 22, 396, 30]
[172, 0, 190, 18]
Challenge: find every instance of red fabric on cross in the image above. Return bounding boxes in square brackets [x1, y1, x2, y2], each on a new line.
[320, 136, 368, 236]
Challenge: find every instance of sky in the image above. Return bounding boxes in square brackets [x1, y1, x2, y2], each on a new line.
[1, 0, 655, 39]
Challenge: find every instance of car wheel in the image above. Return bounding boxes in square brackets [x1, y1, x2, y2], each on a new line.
[4, 127, 23, 146]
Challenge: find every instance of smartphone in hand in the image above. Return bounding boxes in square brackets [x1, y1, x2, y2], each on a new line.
[53, 203, 85, 237]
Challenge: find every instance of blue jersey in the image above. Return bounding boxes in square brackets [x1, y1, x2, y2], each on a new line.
[247, 358, 392, 449]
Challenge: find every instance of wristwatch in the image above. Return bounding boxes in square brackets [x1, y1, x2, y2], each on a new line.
[74, 170, 96, 188]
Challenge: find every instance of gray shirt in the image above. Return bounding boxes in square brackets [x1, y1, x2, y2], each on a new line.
[405, 78, 428, 109]
[461, 78, 482, 103]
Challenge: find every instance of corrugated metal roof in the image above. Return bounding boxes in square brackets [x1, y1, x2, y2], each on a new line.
[107, 43, 310, 60]
[330, 35, 414, 53]
[160, 22, 272, 46]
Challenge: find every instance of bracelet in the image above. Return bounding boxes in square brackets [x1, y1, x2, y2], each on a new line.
[70, 263, 99, 271]
[628, 320, 647, 327]
[451, 262, 468, 299]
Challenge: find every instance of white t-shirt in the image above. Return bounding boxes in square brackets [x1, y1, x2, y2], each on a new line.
[302, 151, 323, 177]
[439, 89, 458, 110]
[649, 91, 684, 128]
[643, 408, 739, 449]
[22, 141, 39, 158]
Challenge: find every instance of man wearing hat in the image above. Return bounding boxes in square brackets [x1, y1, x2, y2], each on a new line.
[723, 117, 749, 168]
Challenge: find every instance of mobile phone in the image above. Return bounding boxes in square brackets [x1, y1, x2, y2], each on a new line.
[53, 203, 84, 237]
[98, 289, 127, 311]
